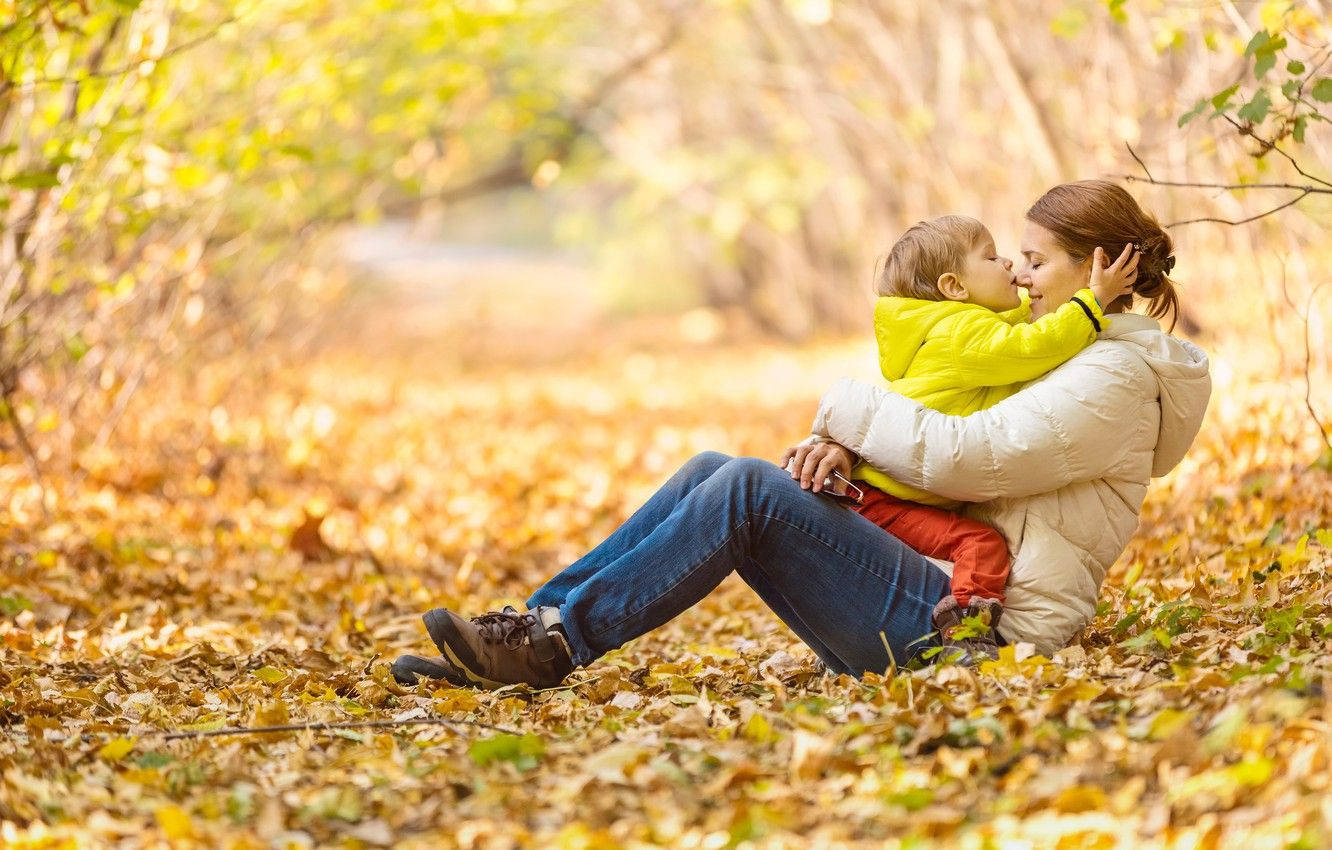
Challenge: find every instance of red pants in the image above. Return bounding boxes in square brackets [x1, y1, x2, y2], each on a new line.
[853, 487, 1009, 605]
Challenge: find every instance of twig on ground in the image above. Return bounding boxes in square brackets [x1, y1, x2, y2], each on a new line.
[157, 716, 523, 740]
[24, 715, 527, 745]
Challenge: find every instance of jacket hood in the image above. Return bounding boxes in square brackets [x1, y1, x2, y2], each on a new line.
[1100, 313, 1211, 477]
[873, 298, 976, 381]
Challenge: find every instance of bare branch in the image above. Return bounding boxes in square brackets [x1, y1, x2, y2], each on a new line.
[1165, 189, 1312, 227]
[1121, 174, 1332, 194]
[1301, 282, 1331, 455]
[1125, 143, 1155, 183]
[1220, 115, 1332, 190]
[1, 383, 48, 518]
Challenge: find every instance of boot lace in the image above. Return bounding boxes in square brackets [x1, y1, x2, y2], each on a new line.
[470, 610, 537, 650]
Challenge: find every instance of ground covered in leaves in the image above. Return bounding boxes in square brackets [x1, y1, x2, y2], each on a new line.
[2, 312, 1330, 849]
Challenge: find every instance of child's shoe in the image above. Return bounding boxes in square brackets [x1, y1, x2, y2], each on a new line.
[932, 596, 1003, 665]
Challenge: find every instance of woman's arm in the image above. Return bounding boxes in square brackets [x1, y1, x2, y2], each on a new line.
[811, 347, 1155, 502]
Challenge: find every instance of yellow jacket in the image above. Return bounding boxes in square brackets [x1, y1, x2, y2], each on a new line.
[853, 288, 1105, 506]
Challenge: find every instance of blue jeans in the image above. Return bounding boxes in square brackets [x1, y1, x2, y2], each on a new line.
[526, 452, 952, 677]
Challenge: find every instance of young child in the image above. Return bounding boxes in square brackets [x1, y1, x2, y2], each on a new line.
[847, 215, 1136, 662]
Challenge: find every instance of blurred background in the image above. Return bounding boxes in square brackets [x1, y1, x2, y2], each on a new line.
[2, 0, 1330, 515]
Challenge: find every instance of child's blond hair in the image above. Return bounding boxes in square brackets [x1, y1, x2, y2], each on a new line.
[873, 215, 988, 300]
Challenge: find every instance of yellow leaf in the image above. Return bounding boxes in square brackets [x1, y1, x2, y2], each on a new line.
[180, 716, 226, 732]
[434, 689, 481, 714]
[155, 804, 194, 839]
[251, 665, 287, 684]
[1149, 708, 1192, 741]
[252, 699, 290, 728]
[1053, 784, 1107, 813]
[743, 713, 775, 743]
[98, 736, 137, 762]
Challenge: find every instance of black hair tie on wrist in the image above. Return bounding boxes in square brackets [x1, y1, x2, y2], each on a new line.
[1070, 295, 1101, 333]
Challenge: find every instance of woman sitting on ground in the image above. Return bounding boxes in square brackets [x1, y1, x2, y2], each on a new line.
[392, 179, 1211, 688]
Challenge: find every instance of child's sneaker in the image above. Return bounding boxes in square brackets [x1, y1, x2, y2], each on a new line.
[931, 596, 1003, 665]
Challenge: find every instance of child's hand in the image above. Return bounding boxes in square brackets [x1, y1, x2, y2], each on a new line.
[1089, 244, 1139, 307]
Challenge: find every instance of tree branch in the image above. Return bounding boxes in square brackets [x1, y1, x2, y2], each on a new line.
[1301, 282, 1331, 456]
[15, 16, 236, 89]
[1121, 143, 1331, 227]
[1164, 189, 1311, 227]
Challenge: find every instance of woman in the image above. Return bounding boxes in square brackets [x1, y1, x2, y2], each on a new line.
[391, 180, 1211, 687]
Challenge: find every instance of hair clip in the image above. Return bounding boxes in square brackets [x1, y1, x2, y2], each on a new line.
[1164, 255, 1176, 273]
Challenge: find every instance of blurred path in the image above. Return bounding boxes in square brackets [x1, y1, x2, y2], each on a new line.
[334, 220, 600, 360]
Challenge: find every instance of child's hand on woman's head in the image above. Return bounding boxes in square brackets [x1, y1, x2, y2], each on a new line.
[1089, 244, 1139, 307]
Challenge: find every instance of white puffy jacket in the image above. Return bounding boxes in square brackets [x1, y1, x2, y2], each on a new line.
[812, 313, 1211, 656]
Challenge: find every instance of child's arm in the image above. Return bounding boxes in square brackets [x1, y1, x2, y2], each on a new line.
[993, 300, 1031, 326]
[950, 246, 1136, 387]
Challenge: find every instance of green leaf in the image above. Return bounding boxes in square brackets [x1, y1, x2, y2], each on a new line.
[887, 787, 934, 811]
[1311, 78, 1332, 102]
[64, 334, 89, 363]
[1261, 518, 1285, 547]
[1178, 98, 1208, 127]
[1237, 89, 1272, 123]
[468, 733, 545, 770]
[1244, 30, 1271, 57]
[7, 171, 60, 190]
[0, 595, 33, 616]
[1210, 84, 1240, 111]
[1254, 51, 1276, 79]
[135, 751, 173, 769]
[1287, 60, 1306, 75]
[279, 144, 315, 161]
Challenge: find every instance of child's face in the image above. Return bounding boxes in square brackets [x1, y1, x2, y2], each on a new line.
[958, 231, 1019, 311]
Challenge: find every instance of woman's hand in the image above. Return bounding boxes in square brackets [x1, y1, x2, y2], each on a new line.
[779, 441, 857, 493]
[1089, 244, 1139, 307]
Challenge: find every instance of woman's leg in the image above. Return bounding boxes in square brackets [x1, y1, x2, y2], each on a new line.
[526, 451, 732, 609]
[555, 456, 952, 675]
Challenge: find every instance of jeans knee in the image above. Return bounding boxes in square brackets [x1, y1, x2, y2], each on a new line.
[717, 456, 783, 490]
[685, 450, 732, 478]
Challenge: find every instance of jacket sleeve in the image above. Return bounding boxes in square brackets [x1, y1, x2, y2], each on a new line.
[947, 288, 1104, 388]
[810, 347, 1153, 502]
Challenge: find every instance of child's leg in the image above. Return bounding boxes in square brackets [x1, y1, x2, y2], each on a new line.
[855, 491, 1010, 606]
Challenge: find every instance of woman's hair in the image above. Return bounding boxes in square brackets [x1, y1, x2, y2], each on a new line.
[873, 215, 988, 300]
[1026, 179, 1179, 329]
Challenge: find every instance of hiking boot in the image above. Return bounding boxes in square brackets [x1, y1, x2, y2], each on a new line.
[422, 605, 574, 689]
[932, 596, 1003, 665]
[390, 653, 469, 687]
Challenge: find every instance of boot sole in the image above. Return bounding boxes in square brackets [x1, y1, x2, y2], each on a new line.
[390, 654, 469, 687]
[422, 608, 507, 690]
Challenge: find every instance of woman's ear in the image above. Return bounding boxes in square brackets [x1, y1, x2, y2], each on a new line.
[936, 272, 969, 302]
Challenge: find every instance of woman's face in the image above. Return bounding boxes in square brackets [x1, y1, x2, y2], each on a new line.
[1016, 221, 1088, 319]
